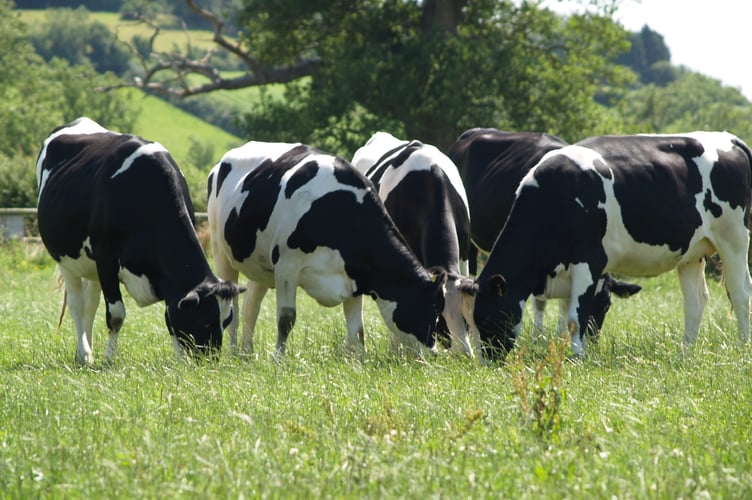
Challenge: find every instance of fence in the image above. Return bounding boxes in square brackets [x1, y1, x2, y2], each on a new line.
[0, 208, 209, 240]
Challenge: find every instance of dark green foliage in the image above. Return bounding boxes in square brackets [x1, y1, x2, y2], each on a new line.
[237, 0, 633, 154]
[0, 0, 138, 208]
[617, 25, 675, 85]
[0, 155, 36, 209]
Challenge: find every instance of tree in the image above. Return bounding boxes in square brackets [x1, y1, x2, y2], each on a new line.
[109, 0, 633, 153]
[616, 24, 676, 85]
[0, 0, 137, 208]
[622, 69, 752, 141]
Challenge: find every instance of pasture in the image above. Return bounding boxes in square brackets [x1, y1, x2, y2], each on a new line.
[1, 238, 750, 497]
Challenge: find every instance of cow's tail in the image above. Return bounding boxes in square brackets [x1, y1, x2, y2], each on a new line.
[721, 136, 752, 314]
[731, 136, 752, 224]
[54, 267, 67, 329]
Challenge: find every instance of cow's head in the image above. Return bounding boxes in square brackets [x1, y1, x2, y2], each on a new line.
[375, 271, 447, 356]
[586, 274, 642, 337]
[437, 272, 480, 355]
[473, 273, 525, 360]
[165, 279, 245, 357]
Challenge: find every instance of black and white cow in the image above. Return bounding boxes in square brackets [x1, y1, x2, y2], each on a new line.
[473, 132, 752, 359]
[36, 117, 243, 365]
[207, 141, 446, 358]
[351, 131, 475, 354]
[448, 128, 640, 341]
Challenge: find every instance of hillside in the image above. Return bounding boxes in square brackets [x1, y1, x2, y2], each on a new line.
[125, 89, 243, 169]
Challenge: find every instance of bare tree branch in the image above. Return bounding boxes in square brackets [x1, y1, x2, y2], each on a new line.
[98, 0, 320, 98]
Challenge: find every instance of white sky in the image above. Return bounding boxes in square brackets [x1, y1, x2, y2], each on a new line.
[543, 0, 752, 99]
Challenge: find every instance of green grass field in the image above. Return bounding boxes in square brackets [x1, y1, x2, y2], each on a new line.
[125, 88, 243, 165]
[18, 9, 216, 53]
[1, 239, 750, 497]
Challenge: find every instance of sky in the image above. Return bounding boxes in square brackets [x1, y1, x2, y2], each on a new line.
[543, 0, 751, 99]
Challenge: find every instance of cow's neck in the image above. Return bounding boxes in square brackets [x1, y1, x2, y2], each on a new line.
[147, 223, 214, 301]
[481, 225, 547, 299]
[355, 227, 432, 298]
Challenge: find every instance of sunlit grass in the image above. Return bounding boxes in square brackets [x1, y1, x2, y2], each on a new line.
[1, 239, 751, 497]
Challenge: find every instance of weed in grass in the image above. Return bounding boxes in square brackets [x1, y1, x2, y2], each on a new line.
[509, 338, 567, 443]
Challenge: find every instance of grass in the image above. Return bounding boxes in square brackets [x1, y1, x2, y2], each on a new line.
[1, 238, 751, 497]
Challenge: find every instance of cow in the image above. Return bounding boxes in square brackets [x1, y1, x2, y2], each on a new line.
[36, 117, 243, 366]
[447, 128, 640, 341]
[351, 131, 476, 354]
[472, 131, 752, 359]
[207, 141, 447, 358]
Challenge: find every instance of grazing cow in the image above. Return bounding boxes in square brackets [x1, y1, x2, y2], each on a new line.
[36, 117, 243, 365]
[448, 128, 640, 340]
[207, 141, 447, 358]
[473, 132, 752, 359]
[351, 131, 475, 354]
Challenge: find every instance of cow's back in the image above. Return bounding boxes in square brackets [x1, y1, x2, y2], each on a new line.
[448, 128, 567, 251]
[363, 139, 471, 272]
[38, 129, 195, 266]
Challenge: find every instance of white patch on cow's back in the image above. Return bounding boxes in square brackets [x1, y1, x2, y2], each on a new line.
[372, 143, 470, 217]
[119, 266, 159, 306]
[208, 141, 302, 222]
[351, 131, 406, 174]
[111, 142, 169, 179]
[37, 117, 113, 198]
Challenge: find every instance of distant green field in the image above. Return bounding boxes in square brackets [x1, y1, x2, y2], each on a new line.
[18, 7, 287, 141]
[18, 9, 216, 53]
[124, 88, 243, 167]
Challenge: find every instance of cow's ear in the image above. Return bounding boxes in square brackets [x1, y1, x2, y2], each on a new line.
[489, 274, 506, 296]
[178, 290, 200, 309]
[611, 280, 642, 298]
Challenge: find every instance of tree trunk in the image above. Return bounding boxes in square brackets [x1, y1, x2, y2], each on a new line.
[421, 0, 465, 36]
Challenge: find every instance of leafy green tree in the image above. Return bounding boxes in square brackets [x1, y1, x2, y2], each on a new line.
[0, 0, 138, 208]
[617, 25, 675, 85]
[621, 69, 752, 142]
[234, 0, 634, 153]
[116, 0, 633, 154]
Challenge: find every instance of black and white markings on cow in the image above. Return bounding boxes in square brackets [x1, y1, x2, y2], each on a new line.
[36, 117, 243, 365]
[207, 141, 447, 359]
[473, 131, 752, 359]
[447, 127, 640, 344]
[351, 132, 477, 356]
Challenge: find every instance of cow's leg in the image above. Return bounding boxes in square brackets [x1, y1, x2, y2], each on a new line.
[557, 299, 569, 338]
[96, 258, 125, 364]
[273, 272, 298, 359]
[240, 281, 268, 355]
[212, 241, 241, 351]
[532, 296, 547, 343]
[59, 266, 99, 366]
[567, 263, 597, 357]
[714, 232, 752, 344]
[677, 260, 708, 345]
[342, 295, 366, 356]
